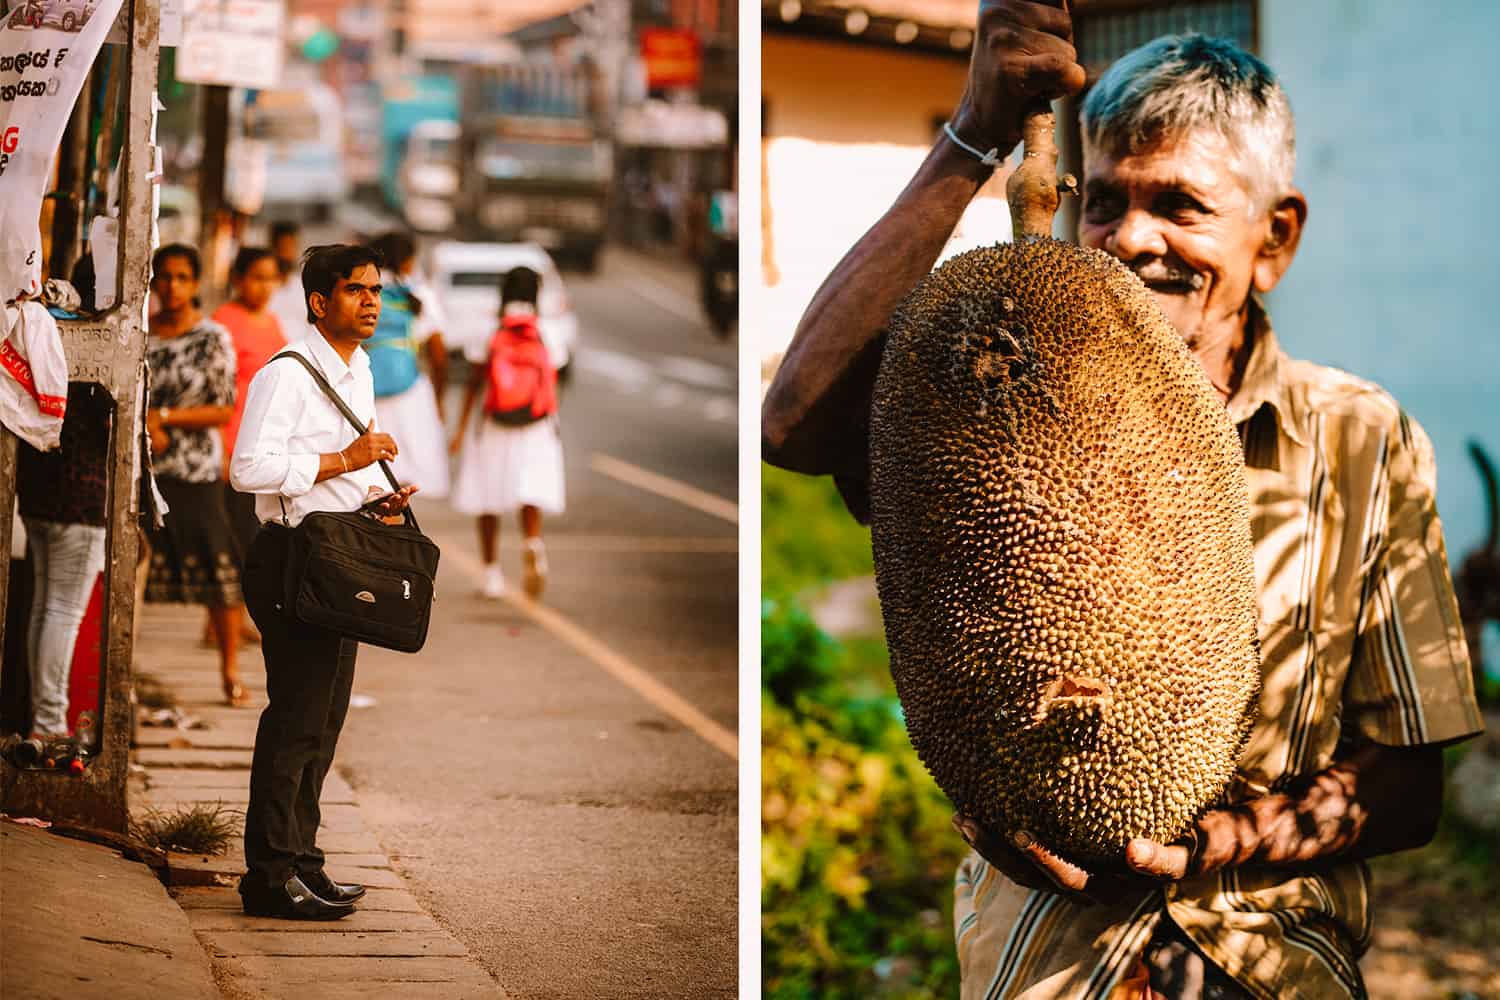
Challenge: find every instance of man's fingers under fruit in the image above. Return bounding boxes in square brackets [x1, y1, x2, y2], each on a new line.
[1126, 839, 1190, 879]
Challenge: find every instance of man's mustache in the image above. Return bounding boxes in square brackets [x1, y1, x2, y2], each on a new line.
[1129, 259, 1206, 291]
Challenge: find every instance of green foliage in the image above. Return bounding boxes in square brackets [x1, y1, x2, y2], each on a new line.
[762, 464, 965, 996]
[761, 465, 873, 598]
[762, 589, 966, 999]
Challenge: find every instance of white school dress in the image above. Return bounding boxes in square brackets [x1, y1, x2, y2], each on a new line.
[371, 272, 451, 498]
[451, 330, 566, 517]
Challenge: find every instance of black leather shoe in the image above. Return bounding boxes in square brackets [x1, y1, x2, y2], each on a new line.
[242, 874, 356, 920]
[301, 869, 367, 903]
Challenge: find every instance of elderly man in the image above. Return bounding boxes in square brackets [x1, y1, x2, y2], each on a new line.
[761, 5, 1483, 998]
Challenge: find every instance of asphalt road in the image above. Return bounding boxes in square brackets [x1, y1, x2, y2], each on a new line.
[292, 213, 738, 998]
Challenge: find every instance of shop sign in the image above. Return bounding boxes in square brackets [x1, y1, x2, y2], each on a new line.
[617, 99, 726, 149]
[640, 27, 700, 89]
[0, 0, 125, 301]
[176, 0, 284, 90]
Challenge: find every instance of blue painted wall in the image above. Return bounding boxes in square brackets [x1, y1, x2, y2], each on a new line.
[1262, 0, 1499, 562]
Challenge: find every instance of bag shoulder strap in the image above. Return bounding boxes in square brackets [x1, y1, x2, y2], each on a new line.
[272, 351, 419, 529]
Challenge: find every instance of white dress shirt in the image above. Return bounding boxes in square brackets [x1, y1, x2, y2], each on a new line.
[230, 331, 388, 527]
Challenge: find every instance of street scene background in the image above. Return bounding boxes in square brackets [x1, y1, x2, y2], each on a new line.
[759, 1, 1500, 997]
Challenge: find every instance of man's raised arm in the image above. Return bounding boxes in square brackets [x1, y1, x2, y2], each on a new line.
[760, 0, 1086, 484]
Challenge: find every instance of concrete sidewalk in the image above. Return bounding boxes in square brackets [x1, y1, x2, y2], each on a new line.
[0, 602, 506, 999]
[130, 602, 507, 999]
[1, 819, 220, 1000]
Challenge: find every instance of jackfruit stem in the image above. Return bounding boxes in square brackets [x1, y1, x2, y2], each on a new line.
[1006, 107, 1061, 239]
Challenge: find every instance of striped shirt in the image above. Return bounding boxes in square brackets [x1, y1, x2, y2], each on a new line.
[953, 305, 1484, 1000]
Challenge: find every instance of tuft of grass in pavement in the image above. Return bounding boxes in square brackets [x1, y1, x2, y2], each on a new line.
[132, 803, 241, 855]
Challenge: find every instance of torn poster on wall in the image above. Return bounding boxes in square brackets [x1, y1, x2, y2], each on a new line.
[0, 0, 126, 303]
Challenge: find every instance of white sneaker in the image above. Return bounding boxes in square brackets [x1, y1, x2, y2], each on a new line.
[522, 539, 548, 599]
[481, 565, 506, 599]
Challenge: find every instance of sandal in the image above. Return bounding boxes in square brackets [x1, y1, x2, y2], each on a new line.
[223, 680, 252, 707]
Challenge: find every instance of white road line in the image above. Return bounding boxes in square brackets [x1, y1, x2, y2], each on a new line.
[658, 355, 735, 391]
[590, 453, 738, 525]
[439, 543, 738, 761]
[613, 264, 704, 324]
[521, 535, 737, 554]
[652, 383, 687, 408]
[576, 348, 654, 387]
[702, 397, 736, 424]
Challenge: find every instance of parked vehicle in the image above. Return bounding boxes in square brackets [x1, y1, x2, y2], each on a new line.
[239, 86, 348, 221]
[6, 0, 44, 29]
[43, 0, 94, 31]
[426, 241, 578, 378]
[398, 119, 460, 233]
[379, 74, 459, 214]
[456, 64, 611, 271]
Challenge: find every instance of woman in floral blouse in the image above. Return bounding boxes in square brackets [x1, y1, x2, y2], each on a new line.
[144, 244, 250, 706]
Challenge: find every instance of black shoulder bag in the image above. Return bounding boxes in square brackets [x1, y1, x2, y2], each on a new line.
[272, 352, 441, 653]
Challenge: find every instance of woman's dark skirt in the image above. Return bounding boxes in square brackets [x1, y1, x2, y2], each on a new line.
[225, 481, 262, 559]
[146, 476, 243, 608]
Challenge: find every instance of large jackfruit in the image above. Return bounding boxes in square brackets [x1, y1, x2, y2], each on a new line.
[868, 238, 1260, 865]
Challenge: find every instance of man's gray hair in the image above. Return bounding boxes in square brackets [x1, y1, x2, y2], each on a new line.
[1080, 34, 1295, 212]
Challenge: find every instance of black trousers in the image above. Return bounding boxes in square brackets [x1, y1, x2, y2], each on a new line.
[239, 524, 358, 896]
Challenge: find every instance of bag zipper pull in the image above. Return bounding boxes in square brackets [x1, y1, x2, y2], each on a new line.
[403, 579, 411, 599]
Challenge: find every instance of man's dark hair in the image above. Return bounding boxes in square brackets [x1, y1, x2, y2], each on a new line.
[152, 242, 201, 280]
[300, 244, 383, 325]
[501, 266, 541, 308]
[369, 231, 417, 272]
[269, 220, 301, 245]
[231, 245, 276, 278]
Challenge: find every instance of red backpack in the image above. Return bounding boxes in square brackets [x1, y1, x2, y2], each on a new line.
[483, 314, 558, 426]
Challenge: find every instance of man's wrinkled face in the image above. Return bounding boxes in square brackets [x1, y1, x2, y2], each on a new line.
[1079, 130, 1270, 350]
[311, 263, 382, 340]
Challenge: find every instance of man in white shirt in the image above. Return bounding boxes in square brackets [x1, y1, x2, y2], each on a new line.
[230, 244, 418, 920]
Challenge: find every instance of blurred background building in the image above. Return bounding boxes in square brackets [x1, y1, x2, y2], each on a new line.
[155, 0, 738, 277]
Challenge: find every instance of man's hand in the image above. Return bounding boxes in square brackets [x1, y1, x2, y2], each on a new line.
[342, 419, 400, 470]
[953, 1, 1087, 154]
[364, 484, 419, 519]
[953, 814, 1160, 904]
[954, 743, 1446, 899]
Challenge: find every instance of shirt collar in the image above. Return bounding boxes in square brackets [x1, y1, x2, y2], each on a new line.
[1225, 300, 1309, 447]
[303, 328, 365, 385]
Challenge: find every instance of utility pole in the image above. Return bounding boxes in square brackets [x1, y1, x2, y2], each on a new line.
[197, 83, 231, 302]
[1, 0, 161, 833]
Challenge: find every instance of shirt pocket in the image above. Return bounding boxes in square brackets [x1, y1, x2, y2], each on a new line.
[1235, 616, 1335, 792]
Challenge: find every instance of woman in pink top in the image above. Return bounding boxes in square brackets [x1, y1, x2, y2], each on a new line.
[210, 247, 286, 647]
